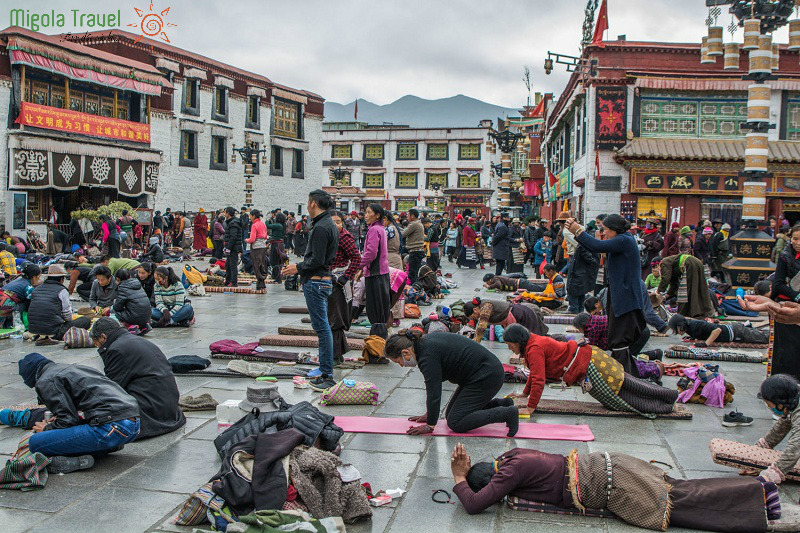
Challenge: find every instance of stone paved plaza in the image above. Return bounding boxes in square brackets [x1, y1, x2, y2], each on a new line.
[0, 260, 795, 533]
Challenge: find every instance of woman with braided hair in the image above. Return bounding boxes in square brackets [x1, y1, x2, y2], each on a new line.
[463, 297, 547, 344]
[384, 330, 518, 436]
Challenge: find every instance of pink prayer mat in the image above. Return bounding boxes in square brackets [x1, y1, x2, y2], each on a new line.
[333, 416, 594, 441]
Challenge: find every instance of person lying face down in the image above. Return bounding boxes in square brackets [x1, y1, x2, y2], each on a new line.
[450, 443, 777, 532]
[668, 314, 768, 347]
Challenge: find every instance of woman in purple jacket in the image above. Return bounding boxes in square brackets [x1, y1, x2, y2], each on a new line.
[359, 203, 391, 339]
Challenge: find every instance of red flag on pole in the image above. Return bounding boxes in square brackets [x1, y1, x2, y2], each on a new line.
[591, 0, 609, 48]
[354, 99, 359, 120]
[548, 170, 558, 186]
[595, 150, 601, 180]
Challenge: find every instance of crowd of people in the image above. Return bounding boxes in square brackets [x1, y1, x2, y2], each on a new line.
[2, 190, 800, 532]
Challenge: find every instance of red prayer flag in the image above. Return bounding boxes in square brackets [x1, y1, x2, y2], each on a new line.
[595, 150, 601, 179]
[591, 0, 609, 48]
[548, 170, 558, 186]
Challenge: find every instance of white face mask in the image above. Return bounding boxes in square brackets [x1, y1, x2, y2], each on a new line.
[401, 352, 417, 367]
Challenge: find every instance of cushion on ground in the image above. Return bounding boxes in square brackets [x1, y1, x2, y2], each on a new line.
[259, 334, 365, 351]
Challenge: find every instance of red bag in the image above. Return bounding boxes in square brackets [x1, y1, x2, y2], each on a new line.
[404, 303, 421, 319]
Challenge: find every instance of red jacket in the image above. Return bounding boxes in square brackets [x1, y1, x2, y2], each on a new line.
[462, 225, 477, 247]
[522, 336, 592, 410]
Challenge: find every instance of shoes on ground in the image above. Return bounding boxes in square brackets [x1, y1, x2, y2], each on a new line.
[47, 455, 95, 474]
[306, 368, 323, 378]
[309, 376, 337, 392]
[722, 410, 753, 427]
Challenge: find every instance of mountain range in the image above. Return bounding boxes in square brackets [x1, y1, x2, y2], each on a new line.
[323, 95, 519, 128]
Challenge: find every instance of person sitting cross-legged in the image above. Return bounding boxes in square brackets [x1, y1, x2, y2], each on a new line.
[90, 318, 185, 439]
[521, 263, 565, 310]
[27, 264, 92, 344]
[112, 269, 153, 334]
[15, 352, 140, 474]
[151, 266, 194, 327]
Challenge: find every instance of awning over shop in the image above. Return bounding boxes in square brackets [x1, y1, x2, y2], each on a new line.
[3, 28, 169, 96]
[617, 137, 800, 163]
[9, 134, 160, 196]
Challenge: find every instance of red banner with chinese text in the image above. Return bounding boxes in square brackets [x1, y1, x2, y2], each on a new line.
[16, 102, 150, 144]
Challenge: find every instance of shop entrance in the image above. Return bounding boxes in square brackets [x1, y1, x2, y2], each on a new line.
[701, 200, 742, 233]
[783, 203, 800, 227]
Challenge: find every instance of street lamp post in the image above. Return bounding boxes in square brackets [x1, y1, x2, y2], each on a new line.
[703, 0, 796, 288]
[231, 142, 268, 208]
[489, 128, 522, 210]
[432, 183, 441, 214]
[329, 162, 348, 211]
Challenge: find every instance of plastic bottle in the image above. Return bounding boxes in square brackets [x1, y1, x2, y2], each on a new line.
[10, 311, 24, 339]
[736, 287, 745, 299]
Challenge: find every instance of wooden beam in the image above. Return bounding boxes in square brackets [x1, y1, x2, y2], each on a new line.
[64, 77, 69, 109]
[113, 89, 118, 117]
[20, 65, 25, 102]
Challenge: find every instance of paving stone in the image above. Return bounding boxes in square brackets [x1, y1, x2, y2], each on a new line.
[25, 486, 186, 533]
[0, 507, 53, 533]
[344, 432, 429, 455]
[113, 438, 219, 493]
[347, 505, 393, 533]
[0, 472, 97, 512]
[338, 449, 420, 495]
[417, 437, 509, 478]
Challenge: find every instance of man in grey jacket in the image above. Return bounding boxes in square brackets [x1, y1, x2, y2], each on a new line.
[403, 208, 425, 284]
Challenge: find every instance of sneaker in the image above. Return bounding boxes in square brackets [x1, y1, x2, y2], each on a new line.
[309, 376, 336, 392]
[722, 410, 754, 427]
[47, 455, 95, 474]
[0, 408, 30, 427]
[307, 368, 323, 378]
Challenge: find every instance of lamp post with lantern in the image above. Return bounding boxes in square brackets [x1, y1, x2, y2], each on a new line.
[329, 161, 349, 211]
[230, 142, 268, 208]
[489, 127, 523, 210]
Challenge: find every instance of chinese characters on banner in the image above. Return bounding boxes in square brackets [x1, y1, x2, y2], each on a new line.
[16, 102, 150, 144]
[595, 86, 627, 150]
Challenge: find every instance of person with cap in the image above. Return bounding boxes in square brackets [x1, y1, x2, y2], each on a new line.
[90, 317, 185, 438]
[663, 222, 681, 257]
[267, 211, 288, 283]
[223, 206, 244, 287]
[27, 264, 93, 344]
[16, 352, 141, 474]
[694, 226, 712, 265]
[345, 211, 360, 249]
[285, 211, 297, 252]
[532, 232, 553, 279]
[657, 254, 715, 318]
[403, 209, 426, 284]
[772, 222, 790, 263]
[507, 218, 525, 274]
[139, 235, 165, 264]
[641, 218, 664, 280]
[492, 213, 511, 276]
[564, 214, 647, 377]
[678, 226, 694, 255]
[192, 208, 209, 251]
[668, 313, 767, 346]
[522, 220, 538, 266]
[709, 223, 731, 282]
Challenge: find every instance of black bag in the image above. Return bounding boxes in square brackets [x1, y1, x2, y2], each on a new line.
[284, 274, 299, 291]
[167, 355, 211, 373]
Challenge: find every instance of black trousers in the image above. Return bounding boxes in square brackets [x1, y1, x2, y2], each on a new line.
[444, 367, 512, 433]
[269, 241, 286, 282]
[250, 247, 268, 289]
[407, 251, 425, 284]
[225, 249, 240, 286]
[495, 259, 506, 276]
[607, 290, 646, 378]
[427, 249, 440, 271]
[107, 238, 120, 258]
[328, 281, 352, 363]
[53, 316, 93, 340]
[76, 280, 94, 301]
[365, 274, 391, 339]
[213, 240, 224, 259]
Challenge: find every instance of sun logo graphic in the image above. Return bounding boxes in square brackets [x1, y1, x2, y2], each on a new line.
[127, 1, 177, 44]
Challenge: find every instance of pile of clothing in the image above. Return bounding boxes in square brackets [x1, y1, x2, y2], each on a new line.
[677, 365, 734, 407]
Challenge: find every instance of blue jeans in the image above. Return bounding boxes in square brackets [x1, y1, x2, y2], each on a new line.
[152, 305, 194, 324]
[30, 418, 140, 457]
[567, 294, 585, 314]
[304, 279, 334, 376]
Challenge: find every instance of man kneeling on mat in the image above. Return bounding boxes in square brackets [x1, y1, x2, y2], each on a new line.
[450, 442, 778, 531]
[669, 314, 768, 346]
[384, 330, 519, 436]
[12, 353, 140, 474]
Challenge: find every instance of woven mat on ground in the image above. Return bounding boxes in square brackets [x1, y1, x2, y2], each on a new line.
[507, 496, 613, 518]
[279, 306, 309, 314]
[534, 399, 692, 420]
[710, 438, 800, 482]
[683, 340, 767, 349]
[173, 365, 307, 379]
[211, 349, 302, 363]
[259, 335, 365, 351]
[278, 326, 368, 339]
[0, 403, 43, 410]
[667, 345, 766, 363]
[204, 286, 267, 294]
[543, 315, 576, 325]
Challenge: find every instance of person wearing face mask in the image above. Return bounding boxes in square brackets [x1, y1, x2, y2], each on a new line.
[640, 218, 663, 280]
[383, 330, 519, 436]
[750, 374, 800, 488]
[765, 225, 800, 380]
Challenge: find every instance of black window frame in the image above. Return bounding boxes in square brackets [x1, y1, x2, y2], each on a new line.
[270, 145, 283, 176]
[426, 143, 449, 161]
[210, 135, 227, 171]
[426, 173, 448, 189]
[292, 149, 304, 179]
[363, 144, 384, 160]
[181, 78, 200, 116]
[395, 172, 418, 189]
[458, 143, 481, 161]
[211, 86, 228, 123]
[179, 130, 198, 168]
[363, 173, 385, 188]
[396, 143, 418, 160]
[331, 144, 353, 159]
[246, 95, 260, 130]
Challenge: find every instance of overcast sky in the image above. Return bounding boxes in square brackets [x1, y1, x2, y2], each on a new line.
[15, 0, 793, 107]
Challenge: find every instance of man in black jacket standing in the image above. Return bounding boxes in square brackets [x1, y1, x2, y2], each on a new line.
[90, 318, 185, 439]
[224, 206, 243, 287]
[492, 213, 511, 275]
[18, 352, 140, 473]
[282, 190, 339, 391]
